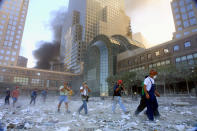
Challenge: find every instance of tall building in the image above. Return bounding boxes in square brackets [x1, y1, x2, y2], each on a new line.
[171, 0, 197, 39]
[0, 0, 29, 66]
[61, 0, 131, 73]
[17, 56, 27, 67]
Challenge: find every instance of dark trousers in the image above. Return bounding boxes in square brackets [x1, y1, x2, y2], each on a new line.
[135, 96, 146, 115]
[30, 96, 36, 105]
[145, 97, 158, 121]
[135, 96, 160, 117]
[5, 96, 10, 105]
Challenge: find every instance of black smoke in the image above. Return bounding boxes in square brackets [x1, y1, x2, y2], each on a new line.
[33, 41, 60, 69]
[33, 8, 67, 69]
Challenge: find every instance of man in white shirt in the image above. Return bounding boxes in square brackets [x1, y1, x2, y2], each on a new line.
[78, 81, 91, 115]
[57, 82, 71, 113]
[143, 69, 160, 121]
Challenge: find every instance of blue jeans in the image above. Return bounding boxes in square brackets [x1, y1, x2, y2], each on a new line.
[112, 96, 126, 113]
[78, 100, 87, 114]
[59, 95, 68, 104]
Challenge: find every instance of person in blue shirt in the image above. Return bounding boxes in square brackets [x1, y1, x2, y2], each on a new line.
[41, 89, 47, 103]
[30, 89, 38, 105]
[112, 80, 129, 114]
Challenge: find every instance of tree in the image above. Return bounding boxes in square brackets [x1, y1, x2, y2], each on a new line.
[155, 65, 177, 95]
[106, 71, 136, 95]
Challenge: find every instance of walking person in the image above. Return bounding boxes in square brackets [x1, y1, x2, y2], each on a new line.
[78, 82, 91, 115]
[112, 80, 129, 114]
[11, 86, 19, 107]
[144, 69, 160, 121]
[5, 88, 10, 105]
[57, 82, 71, 113]
[30, 89, 38, 105]
[134, 76, 148, 115]
[41, 89, 47, 103]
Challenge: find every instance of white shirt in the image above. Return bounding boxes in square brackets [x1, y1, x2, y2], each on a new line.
[144, 76, 155, 91]
[80, 86, 88, 96]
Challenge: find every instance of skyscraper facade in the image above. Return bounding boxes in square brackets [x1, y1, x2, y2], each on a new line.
[171, 0, 197, 39]
[0, 0, 29, 66]
[61, 0, 131, 73]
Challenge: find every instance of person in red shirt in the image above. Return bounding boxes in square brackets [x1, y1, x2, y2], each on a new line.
[11, 86, 19, 107]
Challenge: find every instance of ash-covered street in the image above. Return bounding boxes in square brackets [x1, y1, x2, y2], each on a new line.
[0, 95, 197, 131]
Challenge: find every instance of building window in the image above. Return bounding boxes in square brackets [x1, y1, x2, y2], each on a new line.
[184, 20, 189, 28]
[187, 4, 193, 10]
[5, 57, 9, 61]
[178, 27, 183, 31]
[184, 31, 190, 35]
[181, 56, 187, 61]
[174, 45, 180, 51]
[192, 28, 197, 32]
[186, 0, 192, 4]
[176, 14, 180, 19]
[6, 51, 10, 55]
[193, 53, 197, 58]
[172, 2, 177, 7]
[176, 57, 181, 63]
[189, 11, 194, 18]
[176, 34, 181, 38]
[180, 7, 186, 13]
[182, 14, 188, 20]
[155, 51, 160, 56]
[184, 41, 191, 48]
[164, 48, 169, 54]
[174, 8, 179, 13]
[148, 54, 152, 59]
[177, 20, 181, 26]
[190, 18, 197, 25]
[179, 0, 184, 6]
[140, 56, 144, 61]
[157, 62, 161, 67]
[161, 61, 165, 65]
[0, 49, 4, 54]
[166, 60, 170, 65]
[187, 54, 193, 60]
[11, 57, 15, 61]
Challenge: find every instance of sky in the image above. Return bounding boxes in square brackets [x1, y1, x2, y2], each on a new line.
[21, 0, 175, 68]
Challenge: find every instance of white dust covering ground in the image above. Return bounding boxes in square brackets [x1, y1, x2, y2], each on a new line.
[0, 95, 197, 131]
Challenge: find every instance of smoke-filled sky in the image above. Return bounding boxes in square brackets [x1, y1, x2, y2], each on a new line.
[20, 0, 174, 68]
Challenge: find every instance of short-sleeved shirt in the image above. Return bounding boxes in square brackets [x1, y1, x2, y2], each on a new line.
[113, 84, 123, 96]
[144, 77, 154, 91]
[80, 86, 88, 96]
[59, 85, 68, 96]
[12, 89, 19, 98]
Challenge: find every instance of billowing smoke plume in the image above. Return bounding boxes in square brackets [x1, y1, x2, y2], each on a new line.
[125, 0, 157, 12]
[33, 8, 67, 69]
